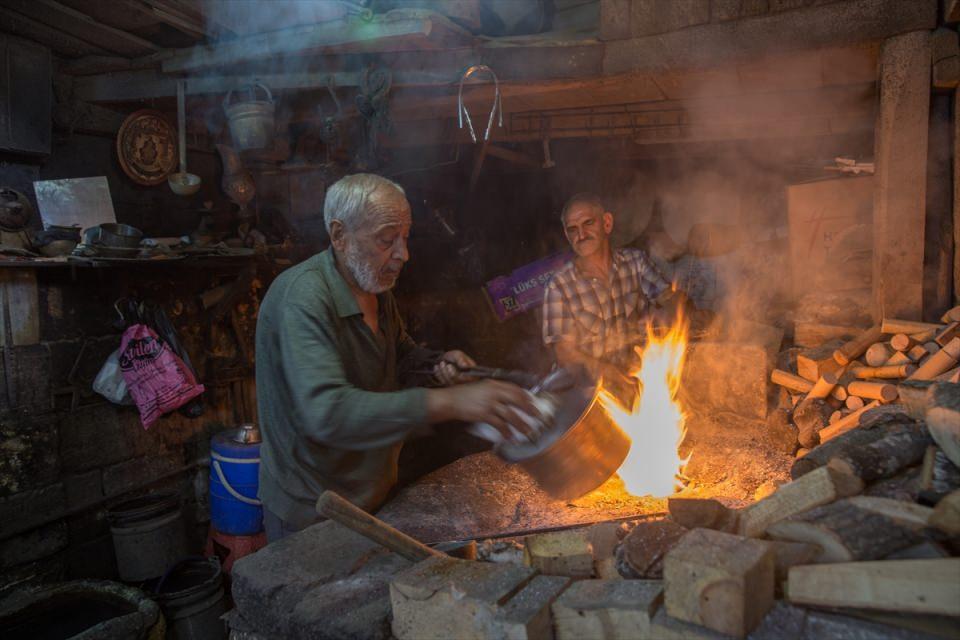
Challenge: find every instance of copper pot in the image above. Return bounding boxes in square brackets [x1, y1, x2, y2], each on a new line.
[497, 385, 630, 500]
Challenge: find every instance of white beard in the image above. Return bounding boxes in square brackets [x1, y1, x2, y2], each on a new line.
[344, 242, 393, 294]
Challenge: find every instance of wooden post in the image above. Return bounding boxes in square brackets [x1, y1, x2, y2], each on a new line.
[873, 31, 931, 321]
[924, 94, 954, 320]
[955, 88, 960, 304]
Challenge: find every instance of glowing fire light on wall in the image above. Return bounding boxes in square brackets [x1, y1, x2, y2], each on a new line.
[600, 313, 689, 497]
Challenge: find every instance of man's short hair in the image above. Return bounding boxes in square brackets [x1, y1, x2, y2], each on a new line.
[323, 173, 406, 233]
[561, 192, 605, 222]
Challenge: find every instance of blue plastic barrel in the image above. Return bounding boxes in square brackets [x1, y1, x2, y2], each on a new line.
[209, 427, 262, 535]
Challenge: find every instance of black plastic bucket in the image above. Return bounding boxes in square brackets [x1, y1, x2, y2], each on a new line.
[108, 492, 188, 582]
[154, 557, 227, 640]
[0, 580, 162, 639]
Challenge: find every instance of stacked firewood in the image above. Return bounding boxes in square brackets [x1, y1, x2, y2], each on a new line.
[610, 382, 960, 637]
[771, 307, 960, 452]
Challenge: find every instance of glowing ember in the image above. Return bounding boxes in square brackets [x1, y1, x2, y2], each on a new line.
[600, 312, 689, 497]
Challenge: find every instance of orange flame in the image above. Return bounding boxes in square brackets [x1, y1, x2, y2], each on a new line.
[599, 311, 689, 497]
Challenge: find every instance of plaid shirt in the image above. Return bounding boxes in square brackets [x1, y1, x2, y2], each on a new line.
[542, 248, 670, 365]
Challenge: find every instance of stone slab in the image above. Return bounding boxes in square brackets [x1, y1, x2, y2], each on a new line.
[553, 579, 663, 640]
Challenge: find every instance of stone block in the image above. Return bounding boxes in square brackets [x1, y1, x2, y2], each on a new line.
[616, 520, 688, 579]
[63, 469, 103, 510]
[0, 413, 59, 497]
[232, 520, 410, 638]
[0, 521, 67, 569]
[650, 609, 731, 640]
[524, 529, 594, 578]
[553, 579, 663, 640]
[101, 452, 183, 496]
[0, 483, 65, 539]
[664, 529, 774, 637]
[390, 555, 538, 640]
[629, 0, 711, 36]
[495, 575, 570, 640]
[0, 344, 52, 412]
[680, 341, 770, 420]
[599, 0, 631, 40]
[59, 404, 139, 472]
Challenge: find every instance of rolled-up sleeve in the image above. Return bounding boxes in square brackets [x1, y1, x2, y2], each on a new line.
[280, 301, 428, 451]
[542, 279, 573, 346]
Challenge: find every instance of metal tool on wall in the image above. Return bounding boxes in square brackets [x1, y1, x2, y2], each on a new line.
[169, 79, 202, 196]
[457, 64, 503, 143]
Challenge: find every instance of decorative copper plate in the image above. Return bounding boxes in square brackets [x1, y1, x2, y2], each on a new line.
[116, 110, 178, 186]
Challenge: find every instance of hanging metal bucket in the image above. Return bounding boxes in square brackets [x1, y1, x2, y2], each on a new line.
[223, 83, 275, 151]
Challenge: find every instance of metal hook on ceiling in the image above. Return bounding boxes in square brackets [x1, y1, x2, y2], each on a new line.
[457, 65, 503, 144]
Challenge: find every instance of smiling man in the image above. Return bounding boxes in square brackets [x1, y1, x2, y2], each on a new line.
[543, 193, 682, 391]
[256, 173, 538, 541]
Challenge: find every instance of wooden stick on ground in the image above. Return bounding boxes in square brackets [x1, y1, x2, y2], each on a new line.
[864, 343, 893, 367]
[851, 364, 916, 379]
[881, 318, 943, 335]
[846, 381, 898, 403]
[817, 400, 881, 442]
[889, 333, 914, 352]
[770, 370, 846, 401]
[833, 325, 883, 366]
[908, 337, 960, 380]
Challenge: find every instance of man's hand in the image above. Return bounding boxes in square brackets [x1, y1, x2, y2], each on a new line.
[427, 380, 542, 441]
[433, 350, 476, 385]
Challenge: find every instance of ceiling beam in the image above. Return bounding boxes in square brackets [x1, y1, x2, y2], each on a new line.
[24, 0, 160, 54]
[604, 0, 935, 75]
[161, 10, 475, 74]
[122, 0, 207, 39]
[0, 6, 110, 57]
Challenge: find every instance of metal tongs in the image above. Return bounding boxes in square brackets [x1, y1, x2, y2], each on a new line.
[417, 358, 574, 394]
[457, 65, 503, 143]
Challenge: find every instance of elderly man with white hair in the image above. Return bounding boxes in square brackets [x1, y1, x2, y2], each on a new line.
[256, 173, 538, 541]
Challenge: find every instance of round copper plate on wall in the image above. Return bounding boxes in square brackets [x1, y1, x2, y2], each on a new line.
[116, 110, 178, 186]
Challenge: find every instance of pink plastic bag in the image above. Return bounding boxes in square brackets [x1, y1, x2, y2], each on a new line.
[119, 323, 205, 429]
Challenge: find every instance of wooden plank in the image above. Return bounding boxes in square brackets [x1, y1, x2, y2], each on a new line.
[873, 31, 932, 321]
[738, 466, 862, 539]
[787, 559, 960, 616]
[0, 269, 40, 347]
[604, 0, 935, 76]
[0, 7, 109, 57]
[162, 11, 475, 73]
[4, 0, 159, 56]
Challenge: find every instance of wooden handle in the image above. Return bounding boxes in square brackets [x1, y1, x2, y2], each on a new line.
[889, 333, 913, 352]
[315, 490, 444, 562]
[851, 364, 916, 379]
[834, 325, 883, 366]
[772, 369, 845, 401]
[864, 343, 893, 367]
[847, 381, 898, 402]
[819, 400, 881, 442]
[908, 337, 960, 381]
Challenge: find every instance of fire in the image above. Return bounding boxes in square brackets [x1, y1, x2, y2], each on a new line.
[600, 312, 689, 497]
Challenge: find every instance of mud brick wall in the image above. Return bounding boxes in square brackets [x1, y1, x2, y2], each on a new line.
[0, 264, 262, 595]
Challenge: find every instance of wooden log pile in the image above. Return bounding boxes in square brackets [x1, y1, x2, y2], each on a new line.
[771, 311, 960, 451]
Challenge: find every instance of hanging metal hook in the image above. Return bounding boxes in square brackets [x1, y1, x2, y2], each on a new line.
[457, 65, 503, 143]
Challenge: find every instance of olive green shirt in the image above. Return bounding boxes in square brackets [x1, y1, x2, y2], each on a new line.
[256, 249, 429, 527]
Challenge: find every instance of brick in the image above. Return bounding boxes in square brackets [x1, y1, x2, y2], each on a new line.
[664, 529, 774, 637]
[0, 413, 59, 497]
[390, 556, 537, 640]
[496, 575, 570, 640]
[629, 0, 711, 36]
[0, 483, 65, 539]
[65, 508, 109, 544]
[63, 469, 103, 510]
[553, 579, 663, 640]
[101, 452, 183, 496]
[524, 529, 594, 578]
[59, 404, 139, 472]
[0, 522, 67, 568]
[0, 344, 52, 412]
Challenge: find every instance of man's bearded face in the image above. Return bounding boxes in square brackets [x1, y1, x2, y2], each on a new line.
[341, 189, 412, 294]
[564, 202, 612, 259]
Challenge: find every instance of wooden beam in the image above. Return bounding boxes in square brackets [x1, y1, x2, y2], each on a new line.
[0, 7, 109, 57]
[873, 31, 932, 321]
[604, 0, 935, 76]
[124, 0, 207, 39]
[4, 0, 161, 56]
[484, 144, 542, 169]
[162, 11, 475, 74]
